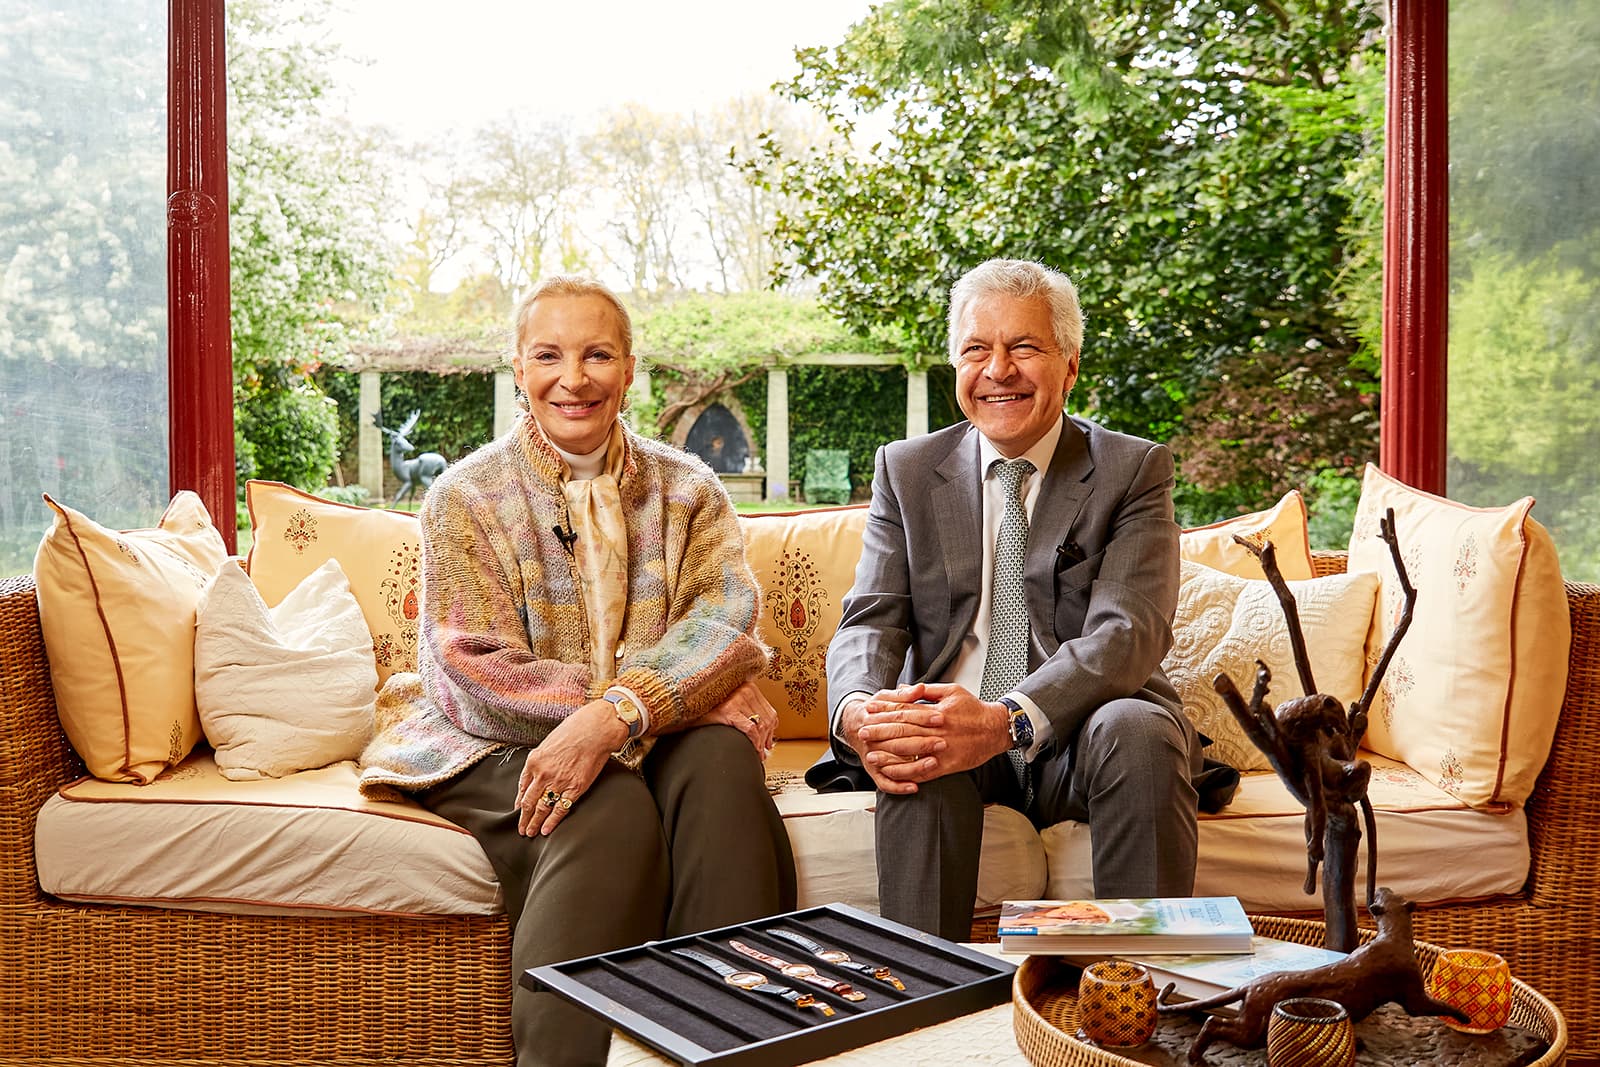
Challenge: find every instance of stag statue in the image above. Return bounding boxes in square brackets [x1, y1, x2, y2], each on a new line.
[373, 410, 448, 508]
[1212, 507, 1416, 952]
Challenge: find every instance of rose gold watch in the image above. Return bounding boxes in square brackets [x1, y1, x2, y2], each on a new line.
[602, 689, 645, 740]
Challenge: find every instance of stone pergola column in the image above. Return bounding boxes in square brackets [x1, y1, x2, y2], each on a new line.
[358, 370, 383, 502]
[906, 369, 929, 438]
[493, 370, 517, 439]
[765, 367, 789, 501]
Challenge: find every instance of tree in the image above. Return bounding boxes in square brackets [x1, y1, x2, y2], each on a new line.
[584, 104, 693, 293]
[227, 0, 399, 489]
[768, 0, 1384, 516]
[465, 116, 576, 295]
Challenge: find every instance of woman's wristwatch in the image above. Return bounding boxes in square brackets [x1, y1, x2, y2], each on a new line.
[671, 947, 835, 1016]
[728, 940, 866, 1001]
[602, 688, 646, 741]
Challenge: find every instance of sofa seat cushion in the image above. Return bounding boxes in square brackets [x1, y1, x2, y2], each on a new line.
[1039, 749, 1529, 911]
[36, 749, 503, 916]
[35, 740, 1046, 917]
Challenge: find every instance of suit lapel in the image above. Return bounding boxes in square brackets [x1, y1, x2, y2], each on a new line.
[1026, 419, 1094, 619]
[933, 429, 983, 668]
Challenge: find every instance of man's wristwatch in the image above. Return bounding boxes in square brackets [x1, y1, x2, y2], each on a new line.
[1001, 696, 1033, 752]
[603, 689, 646, 741]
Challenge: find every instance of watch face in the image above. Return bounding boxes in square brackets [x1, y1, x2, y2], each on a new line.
[725, 971, 766, 989]
[780, 963, 817, 980]
[612, 697, 640, 724]
[817, 950, 849, 963]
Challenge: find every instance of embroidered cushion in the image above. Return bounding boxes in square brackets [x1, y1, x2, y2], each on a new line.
[195, 558, 378, 780]
[245, 480, 421, 685]
[1163, 560, 1379, 772]
[738, 506, 869, 739]
[1347, 463, 1568, 808]
[32, 491, 227, 782]
[1181, 489, 1316, 581]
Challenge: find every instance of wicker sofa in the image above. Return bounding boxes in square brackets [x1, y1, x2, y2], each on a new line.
[4, 539, 1598, 1064]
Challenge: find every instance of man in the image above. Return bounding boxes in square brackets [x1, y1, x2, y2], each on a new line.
[822, 258, 1201, 940]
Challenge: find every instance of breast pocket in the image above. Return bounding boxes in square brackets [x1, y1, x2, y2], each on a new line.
[1052, 549, 1104, 640]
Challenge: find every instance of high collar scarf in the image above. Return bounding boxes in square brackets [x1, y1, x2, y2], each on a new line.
[532, 419, 630, 683]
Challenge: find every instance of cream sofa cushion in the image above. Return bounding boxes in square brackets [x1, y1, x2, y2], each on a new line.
[195, 558, 378, 780]
[739, 506, 869, 739]
[1164, 560, 1379, 772]
[1181, 490, 1315, 580]
[32, 491, 227, 782]
[1347, 463, 1569, 808]
[246, 480, 421, 685]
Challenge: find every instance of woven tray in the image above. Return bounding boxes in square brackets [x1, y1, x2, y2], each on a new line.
[1012, 915, 1569, 1066]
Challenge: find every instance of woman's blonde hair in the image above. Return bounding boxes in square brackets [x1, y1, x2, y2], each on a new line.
[513, 276, 633, 357]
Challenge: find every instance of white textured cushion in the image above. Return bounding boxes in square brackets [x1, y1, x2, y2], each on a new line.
[32, 491, 227, 782]
[1181, 490, 1315, 581]
[1348, 463, 1569, 808]
[195, 558, 378, 781]
[1163, 560, 1379, 771]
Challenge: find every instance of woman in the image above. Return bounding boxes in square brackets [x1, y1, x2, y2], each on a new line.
[360, 276, 797, 1067]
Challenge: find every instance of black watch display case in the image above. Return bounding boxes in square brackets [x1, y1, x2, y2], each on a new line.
[521, 902, 1016, 1066]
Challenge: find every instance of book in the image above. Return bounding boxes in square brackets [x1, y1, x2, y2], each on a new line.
[998, 896, 1254, 955]
[1092, 935, 1349, 1001]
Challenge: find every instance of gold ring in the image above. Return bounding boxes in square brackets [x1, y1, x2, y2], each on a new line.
[556, 796, 574, 811]
[749, 715, 761, 726]
[540, 788, 559, 807]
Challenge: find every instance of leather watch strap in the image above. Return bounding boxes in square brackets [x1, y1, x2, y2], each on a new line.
[670, 948, 833, 1015]
[728, 940, 866, 1002]
[767, 929, 906, 990]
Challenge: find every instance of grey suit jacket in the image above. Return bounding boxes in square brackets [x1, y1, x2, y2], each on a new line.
[820, 416, 1182, 780]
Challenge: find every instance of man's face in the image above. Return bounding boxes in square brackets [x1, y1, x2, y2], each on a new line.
[953, 292, 1078, 458]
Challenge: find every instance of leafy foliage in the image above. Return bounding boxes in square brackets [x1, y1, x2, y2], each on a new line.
[767, 0, 1384, 516]
[227, 0, 397, 490]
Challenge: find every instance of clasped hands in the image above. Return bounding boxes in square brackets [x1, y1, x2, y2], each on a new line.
[841, 682, 1013, 795]
[514, 681, 780, 837]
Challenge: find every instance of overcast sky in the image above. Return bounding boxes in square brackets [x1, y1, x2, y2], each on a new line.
[322, 0, 877, 137]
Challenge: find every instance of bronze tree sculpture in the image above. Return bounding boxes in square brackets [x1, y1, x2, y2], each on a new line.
[1212, 506, 1416, 952]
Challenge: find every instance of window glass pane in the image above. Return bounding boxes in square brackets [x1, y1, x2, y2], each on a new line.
[1448, 1, 1600, 581]
[0, 2, 169, 577]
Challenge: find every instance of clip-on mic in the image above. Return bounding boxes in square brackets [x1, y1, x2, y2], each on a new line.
[552, 524, 579, 554]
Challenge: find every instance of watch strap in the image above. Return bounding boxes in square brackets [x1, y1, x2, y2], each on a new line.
[671, 947, 831, 1014]
[728, 940, 864, 1001]
[767, 929, 906, 990]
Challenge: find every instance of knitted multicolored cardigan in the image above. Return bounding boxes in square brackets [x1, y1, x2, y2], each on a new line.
[358, 415, 766, 797]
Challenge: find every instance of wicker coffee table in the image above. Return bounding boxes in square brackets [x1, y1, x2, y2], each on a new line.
[1012, 915, 1568, 1066]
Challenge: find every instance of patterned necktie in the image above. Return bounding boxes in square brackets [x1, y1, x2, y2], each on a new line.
[979, 458, 1035, 806]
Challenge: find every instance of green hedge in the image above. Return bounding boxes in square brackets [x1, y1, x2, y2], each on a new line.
[320, 369, 497, 492]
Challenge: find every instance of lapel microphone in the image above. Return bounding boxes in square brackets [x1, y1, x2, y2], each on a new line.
[552, 524, 579, 555]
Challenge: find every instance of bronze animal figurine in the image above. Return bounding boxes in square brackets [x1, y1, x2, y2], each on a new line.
[1212, 506, 1416, 951]
[1157, 887, 1469, 1064]
[373, 410, 448, 507]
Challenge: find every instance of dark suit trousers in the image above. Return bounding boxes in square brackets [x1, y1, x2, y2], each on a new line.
[421, 725, 797, 1067]
[875, 697, 1201, 940]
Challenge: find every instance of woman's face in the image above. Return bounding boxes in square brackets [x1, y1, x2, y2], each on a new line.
[514, 293, 635, 456]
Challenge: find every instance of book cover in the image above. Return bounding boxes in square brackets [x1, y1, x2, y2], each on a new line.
[1119, 935, 1348, 1000]
[997, 896, 1253, 955]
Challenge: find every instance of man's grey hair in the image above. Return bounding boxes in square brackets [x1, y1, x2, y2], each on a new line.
[946, 259, 1083, 363]
[513, 275, 633, 358]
